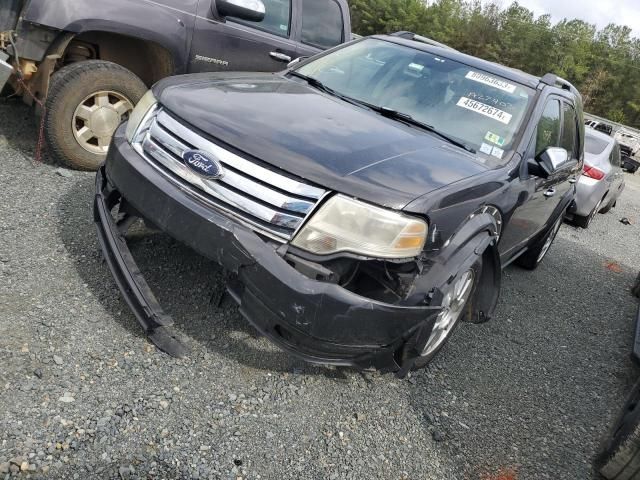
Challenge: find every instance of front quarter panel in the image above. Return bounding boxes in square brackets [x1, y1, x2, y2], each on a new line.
[22, 0, 198, 71]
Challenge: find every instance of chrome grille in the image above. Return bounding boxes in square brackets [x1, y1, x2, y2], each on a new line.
[133, 108, 326, 240]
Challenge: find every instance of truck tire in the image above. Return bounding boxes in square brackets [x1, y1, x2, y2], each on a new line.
[45, 60, 147, 171]
[516, 215, 562, 270]
[596, 378, 640, 479]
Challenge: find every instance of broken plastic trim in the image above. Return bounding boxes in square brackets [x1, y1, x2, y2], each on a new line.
[93, 170, 189, 357]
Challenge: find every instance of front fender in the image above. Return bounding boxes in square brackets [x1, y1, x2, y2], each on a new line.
[21, 0, 196, 71]
[409, 208, 502, 322]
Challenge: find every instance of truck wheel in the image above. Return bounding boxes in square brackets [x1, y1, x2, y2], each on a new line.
[516, 216, 562, 270]
[596, 378, 640, 479]
[412, 259, 482, 370]
[45, 60, 147, 171]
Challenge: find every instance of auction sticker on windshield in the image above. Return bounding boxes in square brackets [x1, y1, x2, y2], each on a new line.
[466, 71, 517, 93]
[456, 97, 513, 125]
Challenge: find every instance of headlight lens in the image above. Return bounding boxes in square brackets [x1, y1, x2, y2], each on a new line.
[292, 195, 428, 258]
[125, 90, 157, 143]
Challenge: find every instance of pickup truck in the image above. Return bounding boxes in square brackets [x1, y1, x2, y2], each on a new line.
[0, 0, 351, 170]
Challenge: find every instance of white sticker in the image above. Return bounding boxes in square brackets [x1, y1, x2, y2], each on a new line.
[466, 71, 517, 93]
[479, 143, 493, 155]
[456, 97, 512, 125]
[491, 146, 505, 159]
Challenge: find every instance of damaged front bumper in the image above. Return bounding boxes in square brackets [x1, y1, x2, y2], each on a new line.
[94, 126, 444, 375]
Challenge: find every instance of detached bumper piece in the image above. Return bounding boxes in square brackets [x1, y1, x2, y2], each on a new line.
[94, 126, 442, 374]
[94, 170, 189, 358]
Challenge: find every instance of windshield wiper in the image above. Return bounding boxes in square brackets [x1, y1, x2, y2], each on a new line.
[289, 73, 475, 154]
[288, 72, 375, 110]
[371, 106, 476, 154]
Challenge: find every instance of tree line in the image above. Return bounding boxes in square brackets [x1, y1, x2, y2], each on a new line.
[348, 0, 640, 127]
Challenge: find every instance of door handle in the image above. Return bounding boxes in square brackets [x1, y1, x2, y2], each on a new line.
[568, 177, 577, 184]
[269, 51, 292, 62]
[544, 188, 556, 198]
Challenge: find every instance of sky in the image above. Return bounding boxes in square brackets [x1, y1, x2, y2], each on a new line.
[484, 0, 640, 38]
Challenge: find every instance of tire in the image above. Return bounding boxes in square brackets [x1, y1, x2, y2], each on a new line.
[596, 378, 640, 479]
[412, 258, 483, 370]
[600, 201, 614, 214]
[44, 60, 147, 171]
[573, 198, 603, 229]
[632, 272, 640, 298]
[516, 215, 562, 270]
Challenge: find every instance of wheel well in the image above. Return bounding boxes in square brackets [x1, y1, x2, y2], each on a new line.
[63, 32, 175, 87]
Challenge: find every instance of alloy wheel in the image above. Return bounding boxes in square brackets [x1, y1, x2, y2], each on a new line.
[537, 218, 562, 263]
[72, 90, 134, 154]
[421, 269, 475, 358]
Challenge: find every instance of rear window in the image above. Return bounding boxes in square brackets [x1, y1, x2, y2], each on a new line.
[301, 0, 344, 48]
[584, 134, 609, 155]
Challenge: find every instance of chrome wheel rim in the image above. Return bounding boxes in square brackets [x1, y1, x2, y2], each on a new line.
[537, 218, 562, 263]
[72, 90, 134, 155]
[421, 269, 475, 357]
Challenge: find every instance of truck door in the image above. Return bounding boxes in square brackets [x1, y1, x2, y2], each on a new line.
[293, 0, 348, 59]
[189, 0, 299, 73]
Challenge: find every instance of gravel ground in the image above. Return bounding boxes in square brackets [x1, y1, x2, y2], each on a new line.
[1, 97, 640, 480]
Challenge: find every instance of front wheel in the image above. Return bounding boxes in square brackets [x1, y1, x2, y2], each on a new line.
[516, 216, 562, 270]
[412, 259, 482, 370]
[44, 60, 147, 171]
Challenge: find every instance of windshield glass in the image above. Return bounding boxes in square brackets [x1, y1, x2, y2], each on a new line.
[296, 39, 535, 163]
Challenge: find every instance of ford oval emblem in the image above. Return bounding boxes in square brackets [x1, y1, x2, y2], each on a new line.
[182, 150, 224, 179]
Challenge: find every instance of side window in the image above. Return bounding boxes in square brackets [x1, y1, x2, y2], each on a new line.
[301, 0, 344, 49]
[535, 99, 561, 157]
[230, 0, 291, 37]
[611, 143, 621, 167]
[561, 102, 578, 160]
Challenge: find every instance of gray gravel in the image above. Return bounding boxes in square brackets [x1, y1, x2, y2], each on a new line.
[1, 97, 639, 479]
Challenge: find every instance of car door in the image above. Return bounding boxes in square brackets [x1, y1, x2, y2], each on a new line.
[500, 97, 575, 258]
[188, 0, 299, 73]
[294, 0, 347, 59]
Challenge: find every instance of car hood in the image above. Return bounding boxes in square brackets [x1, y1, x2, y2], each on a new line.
[154, 73, 489, 210]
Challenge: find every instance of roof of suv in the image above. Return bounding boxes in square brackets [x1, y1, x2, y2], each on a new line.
[376, 34, 559, 91]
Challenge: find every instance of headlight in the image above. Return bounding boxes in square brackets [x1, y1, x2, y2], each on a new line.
[292, 195, 428, 258]
[125, 90, 157, 143]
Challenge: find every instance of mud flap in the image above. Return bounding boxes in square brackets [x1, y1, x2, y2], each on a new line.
[93, 171, 189, 358]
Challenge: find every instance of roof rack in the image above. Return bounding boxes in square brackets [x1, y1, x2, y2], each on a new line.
[539, 73, 578, 93]
[389, 31, 456, 51]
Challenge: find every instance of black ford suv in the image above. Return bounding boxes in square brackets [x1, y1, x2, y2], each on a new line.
[94, 32, 584, 375]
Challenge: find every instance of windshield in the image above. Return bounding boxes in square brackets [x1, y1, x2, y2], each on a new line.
[295, 39, 535, 163]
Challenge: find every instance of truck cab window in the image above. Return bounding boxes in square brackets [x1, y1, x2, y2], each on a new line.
[230, 0, 291, 37]
[301, 0, 344, 48]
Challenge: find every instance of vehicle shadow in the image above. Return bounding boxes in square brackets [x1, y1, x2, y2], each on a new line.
[55, 175, 350, 379]
[404, 236, 640, 479]
[0, 98, 60, 167]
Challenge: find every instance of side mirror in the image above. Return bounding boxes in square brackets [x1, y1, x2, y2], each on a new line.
[533, 147, 569, 177]
[287, 57, 308, 69]
[216, 0, 265, 22]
